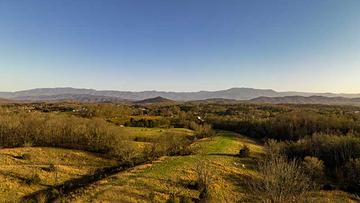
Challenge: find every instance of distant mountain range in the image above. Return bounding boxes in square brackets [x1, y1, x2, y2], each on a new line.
[0, 98, 13, 104]
[0, 87, 360, 105]
[251, 96, 360, 105]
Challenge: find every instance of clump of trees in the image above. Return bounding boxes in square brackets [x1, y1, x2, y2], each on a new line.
[142, 133, 194, 160]
[270, 133, 360, 194]
[209, 111, 360, 141]
[0, 111, 132, 159]
[125, 117, 170, 128]
[189, 123, 215, 139]
[283, 134, 360, 172]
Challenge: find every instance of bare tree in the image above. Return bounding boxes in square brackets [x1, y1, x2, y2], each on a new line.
[247, 155, 314, 203]
[195, 159, 213, 202]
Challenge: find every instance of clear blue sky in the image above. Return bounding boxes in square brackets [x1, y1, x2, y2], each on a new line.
[0, 0, 359, 93]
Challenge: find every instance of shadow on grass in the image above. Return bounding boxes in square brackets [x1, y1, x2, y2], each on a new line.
[207, 153, 238, 157]
[223, 172, 260, 203]
[21, 160, 146, 203]
[0, 170, 51, 187]
[115, 174, 201, 202]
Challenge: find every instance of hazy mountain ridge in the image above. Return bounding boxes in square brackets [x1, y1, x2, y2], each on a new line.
[1, 87, 360, 102]
[8, 94, 127, 103]
[251, 96, 360, 105]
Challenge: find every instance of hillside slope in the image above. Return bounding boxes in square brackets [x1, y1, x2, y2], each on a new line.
[134, 96, 176, 105]
[63, 132, 355, 203]
[68, 131, 263, 202]
[0, 131, 356, 202]
[0, 147, 117, 202]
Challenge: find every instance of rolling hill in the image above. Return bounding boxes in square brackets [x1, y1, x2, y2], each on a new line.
[133, 96, 176, 104]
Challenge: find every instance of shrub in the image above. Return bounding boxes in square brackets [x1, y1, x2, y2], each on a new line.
[193, 124, 215, 139]
[159, 134, 192, 156]
[265, 139, 286, 158]
[23, 141, 33, 147]
[238, 145, 250, 158]
[195, 160, 213, 201]
[26, 173, 41, 185]
[179, 196, 193, 203]
[247, 155, 314, 203]
[48, 164, 57, 172]
[301, 156, 325, 182]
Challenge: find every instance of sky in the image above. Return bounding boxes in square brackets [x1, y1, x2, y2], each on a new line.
[0, 0, 359, 93]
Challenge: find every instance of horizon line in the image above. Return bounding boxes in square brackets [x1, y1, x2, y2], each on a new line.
[1, 86, 360, 95]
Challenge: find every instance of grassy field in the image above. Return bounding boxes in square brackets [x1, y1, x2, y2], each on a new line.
[0, 127, 194, 202]
[124, 127, 195, 152]
[64, 131, 264, 202]
[122, 127, 194, 141]
[0, 128, 357, 202]
[69, 131, 357, 203]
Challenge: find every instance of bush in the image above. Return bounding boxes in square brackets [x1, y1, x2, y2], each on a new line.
[26, 174, 41, 185]
[301, 156, 325, 181]
[23, 141, 33, 147]
[195, 160, 213, 201]
[238, 145, 250, 158]
[179, 196, 192, 203]
[193, 123, 215, 139]
[247, 155, 314, 203]
[48, 164, 57, 172]
[141, 133, 194, 161]
[159, 134, 192, 156]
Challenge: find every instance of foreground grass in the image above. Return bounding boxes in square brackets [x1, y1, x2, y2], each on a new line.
[0, 147, 117, 202]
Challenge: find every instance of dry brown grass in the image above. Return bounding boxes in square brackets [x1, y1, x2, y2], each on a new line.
[0, 147, 117, 202]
